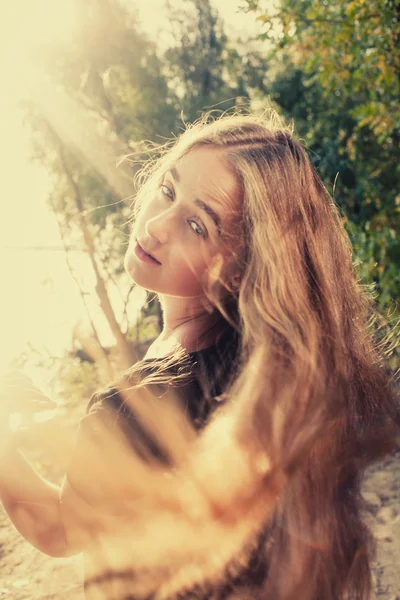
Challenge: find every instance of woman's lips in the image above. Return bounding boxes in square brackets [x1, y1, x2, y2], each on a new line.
[134, 241, 161, 265]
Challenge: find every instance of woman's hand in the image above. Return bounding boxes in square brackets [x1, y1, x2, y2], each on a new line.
[0, 371, 58, 456]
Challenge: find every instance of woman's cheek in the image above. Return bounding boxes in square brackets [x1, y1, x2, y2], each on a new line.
[171, 251, 208, 289]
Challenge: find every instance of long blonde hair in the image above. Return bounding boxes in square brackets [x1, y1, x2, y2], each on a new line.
[88, 109, 400, 600]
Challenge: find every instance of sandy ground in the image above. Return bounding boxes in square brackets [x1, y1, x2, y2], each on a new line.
[1, 451, 399, 599]
[0, 509, 83, 599]
[362, 451, 400, 599]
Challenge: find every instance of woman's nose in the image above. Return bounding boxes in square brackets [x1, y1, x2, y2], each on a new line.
[145, 212, 171, 245]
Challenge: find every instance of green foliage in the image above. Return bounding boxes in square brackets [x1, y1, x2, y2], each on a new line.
[241, 0, 400, 329]
[127, 315, 160, 345]
[41, 0, 179, 144]
[163, 0, 265, 122]
[346, 218, 400, 313]
[50, 356, 101, 406]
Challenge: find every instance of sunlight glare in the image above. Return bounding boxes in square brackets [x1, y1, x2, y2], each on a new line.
[0, 0, 78, 101]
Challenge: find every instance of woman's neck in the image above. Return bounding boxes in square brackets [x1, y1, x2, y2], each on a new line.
[157, 294, 217, 337]
[144, 295, 228, 358]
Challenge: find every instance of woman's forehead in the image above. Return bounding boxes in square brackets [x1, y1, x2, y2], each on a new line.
[174, 147, 242, 216]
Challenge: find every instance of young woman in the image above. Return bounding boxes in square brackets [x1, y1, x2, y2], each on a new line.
[0, 109, 399, 600]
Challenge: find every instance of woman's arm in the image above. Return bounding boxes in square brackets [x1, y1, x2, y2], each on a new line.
[0, 372, 115, 557]
[0, 442, 116, 558]
[0, 444, 70, 557]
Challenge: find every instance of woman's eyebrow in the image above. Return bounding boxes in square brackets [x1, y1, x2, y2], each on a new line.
[167, 166, 222, 237]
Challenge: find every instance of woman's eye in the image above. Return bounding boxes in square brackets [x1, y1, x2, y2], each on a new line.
[160, 183, 207, 238]
[188, 220, 206, 237]
[161, 184, 173, 200]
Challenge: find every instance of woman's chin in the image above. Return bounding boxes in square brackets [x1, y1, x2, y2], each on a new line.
[123, 253, 157, 293]
[124, 251, 140, 283]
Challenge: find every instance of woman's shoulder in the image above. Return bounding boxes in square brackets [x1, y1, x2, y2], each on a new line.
[142, 336, 182, 361]
[86, 324, 240, 426]
[85, 349, 195, 421]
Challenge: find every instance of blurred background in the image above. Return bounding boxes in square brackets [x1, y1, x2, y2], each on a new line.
[1, 0, 399, 401]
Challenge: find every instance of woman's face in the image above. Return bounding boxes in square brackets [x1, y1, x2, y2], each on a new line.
[124, 147, 243, 297]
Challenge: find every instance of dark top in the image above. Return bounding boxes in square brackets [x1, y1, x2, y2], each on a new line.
[65, 326, 269, 599]
[66, 325, 240, 496]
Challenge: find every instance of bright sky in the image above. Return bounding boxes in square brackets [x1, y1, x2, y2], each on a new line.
[0, 0, 267, 382]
